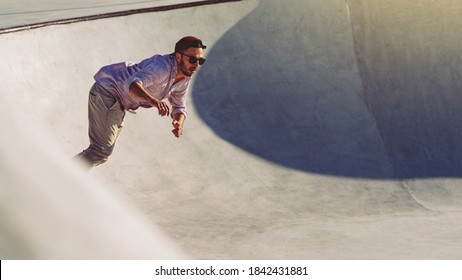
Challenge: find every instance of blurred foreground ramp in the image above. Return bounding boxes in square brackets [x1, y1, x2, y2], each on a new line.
[1, 0, 462, 259]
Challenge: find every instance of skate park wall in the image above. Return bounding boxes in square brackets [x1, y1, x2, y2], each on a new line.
[1, 0, 462, 259]
[194, 0, 462, 180]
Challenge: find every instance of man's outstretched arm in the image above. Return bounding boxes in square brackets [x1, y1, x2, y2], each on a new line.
[128, 82, 170, 116]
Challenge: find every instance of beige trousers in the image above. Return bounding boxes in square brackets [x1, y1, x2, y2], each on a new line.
[75, 83, 125, 168]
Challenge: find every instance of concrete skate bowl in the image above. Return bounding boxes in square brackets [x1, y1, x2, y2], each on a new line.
[193, 0, 462, 180]
[2, 0, 462, 260]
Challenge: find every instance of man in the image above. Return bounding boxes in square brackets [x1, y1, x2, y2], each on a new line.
[75, 36, 207, 168]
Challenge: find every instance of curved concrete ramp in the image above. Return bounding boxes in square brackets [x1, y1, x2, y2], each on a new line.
[195, 0, 391, 179]
[1, 0, 462, 259]
[195, 0, 462, 180]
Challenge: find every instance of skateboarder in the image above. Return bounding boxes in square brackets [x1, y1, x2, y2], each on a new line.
[75, 36, 206, 168]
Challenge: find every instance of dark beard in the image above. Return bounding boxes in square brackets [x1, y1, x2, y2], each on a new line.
[182, 70, 192, 77]
[180, 60, 193, 77]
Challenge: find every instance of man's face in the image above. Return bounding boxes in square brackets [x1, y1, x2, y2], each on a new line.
[177, 47, 205, 77]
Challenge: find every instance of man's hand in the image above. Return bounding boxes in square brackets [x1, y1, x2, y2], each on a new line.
[155, 99, 170, 117]
[172, 119, 183, 138]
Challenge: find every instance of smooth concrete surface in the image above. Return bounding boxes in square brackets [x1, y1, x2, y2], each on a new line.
[0, 0, 201, 29]
[1, 0, 462, 259]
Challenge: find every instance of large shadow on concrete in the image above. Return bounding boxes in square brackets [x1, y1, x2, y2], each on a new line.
[193, 0, 462, 179]
[347, 0, 462, 179]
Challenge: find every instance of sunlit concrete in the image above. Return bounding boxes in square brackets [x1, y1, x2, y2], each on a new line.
[1, 0, 462, 259]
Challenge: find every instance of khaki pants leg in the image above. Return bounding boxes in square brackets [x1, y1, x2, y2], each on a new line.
[75, 83, 125, 168]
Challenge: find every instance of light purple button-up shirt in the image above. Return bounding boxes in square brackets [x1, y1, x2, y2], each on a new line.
[93, 54, 189, 117]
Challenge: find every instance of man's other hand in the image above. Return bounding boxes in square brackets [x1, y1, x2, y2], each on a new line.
[172, 120, 183, 138]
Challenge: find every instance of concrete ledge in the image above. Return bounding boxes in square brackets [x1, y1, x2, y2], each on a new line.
[0, 0, 241, 34]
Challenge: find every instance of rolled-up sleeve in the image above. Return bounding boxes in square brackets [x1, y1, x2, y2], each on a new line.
[168, 89, 188, 117]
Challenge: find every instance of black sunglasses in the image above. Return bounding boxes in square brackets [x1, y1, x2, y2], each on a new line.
[180, 53, 206, 65]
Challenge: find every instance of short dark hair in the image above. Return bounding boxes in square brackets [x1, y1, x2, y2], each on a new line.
[175, 36, 207, 53]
